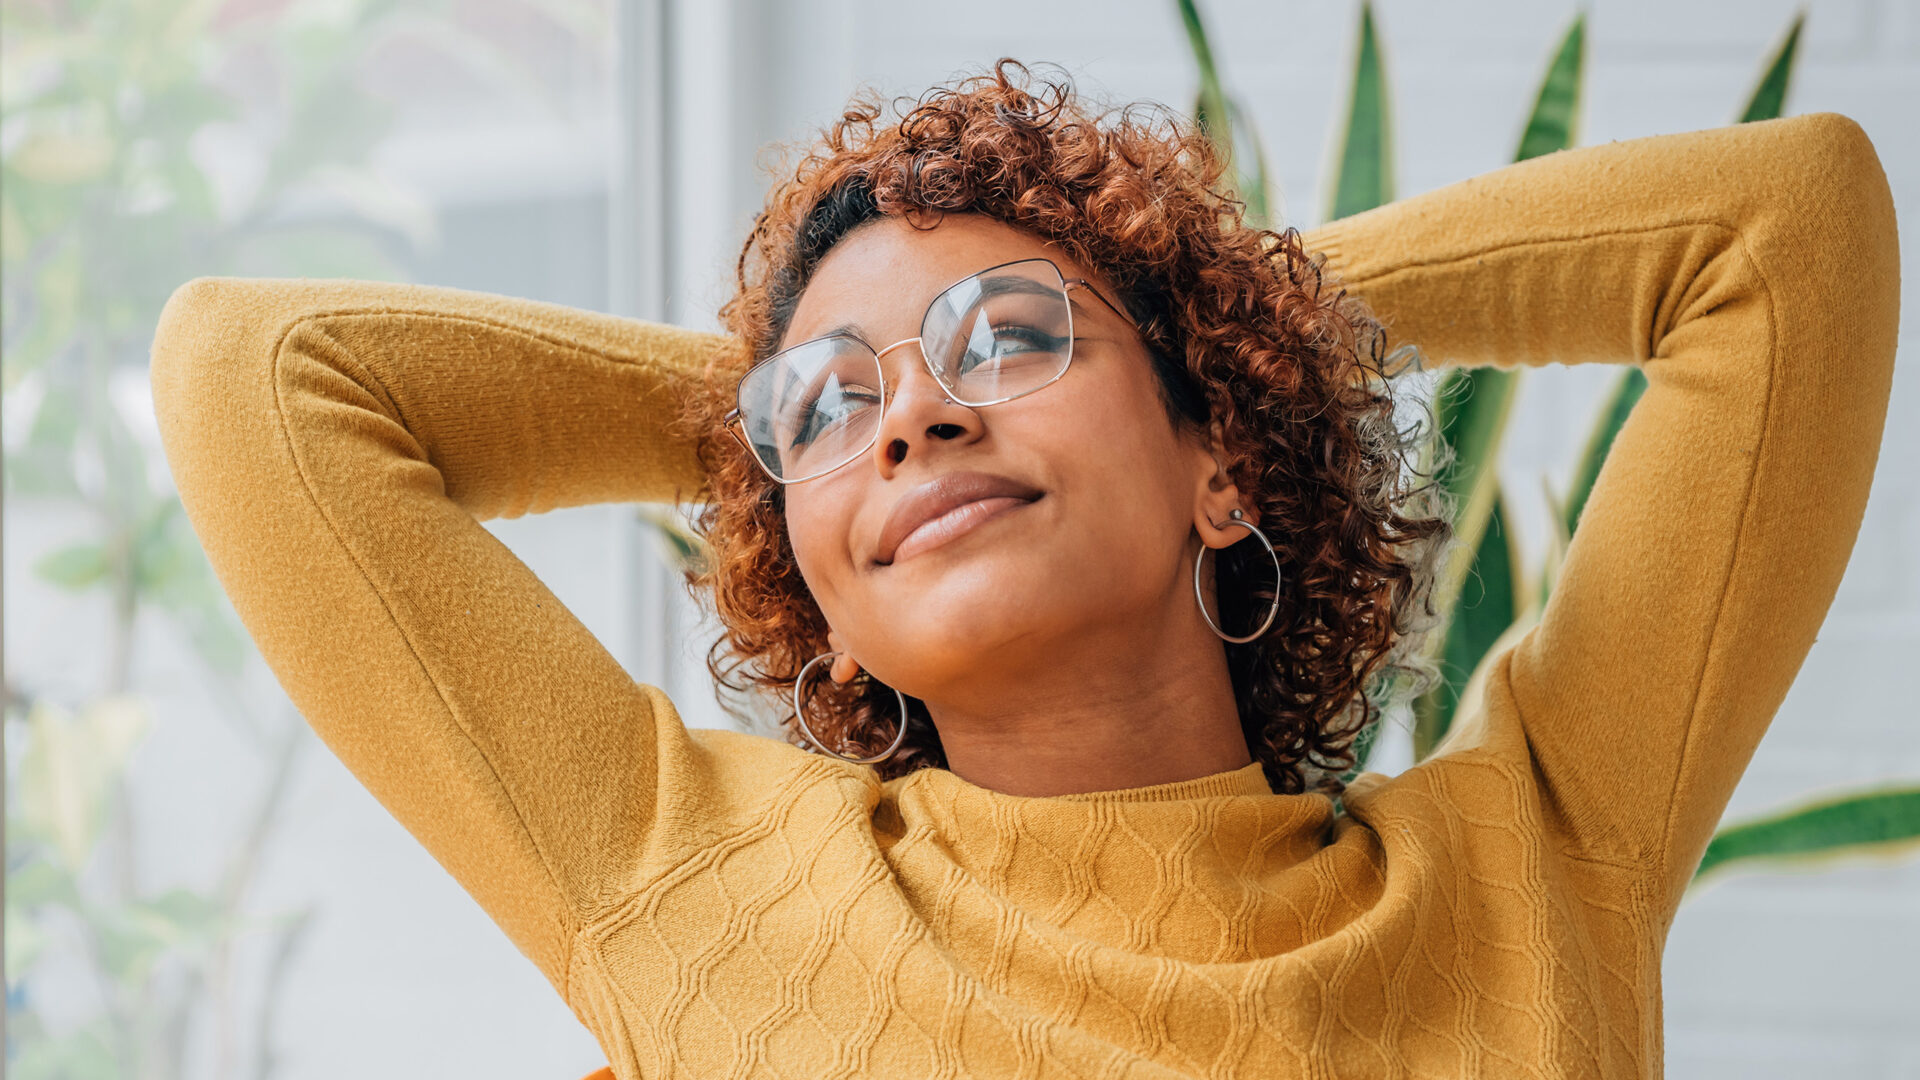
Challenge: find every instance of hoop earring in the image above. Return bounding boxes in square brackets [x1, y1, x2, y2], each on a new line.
[792, 652, 911, 766]
[1193, 508, 1283, 644]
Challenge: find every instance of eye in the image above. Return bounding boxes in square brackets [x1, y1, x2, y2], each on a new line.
[786, 374, 880, 448]
[956, 320, 1070, 375]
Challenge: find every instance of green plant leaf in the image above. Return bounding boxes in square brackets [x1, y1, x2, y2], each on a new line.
[4, 1021, 118, 1080]
[130, 497, 189, 593]
[1176, 0, 1274, 227]
[1514, 13, 1586, 162]
[1177, 0, 1231, 152]
[1539, 373, 1651, 605]
[128, 496, 251, 671]
[635, 505, 711, 577]
[16, 697, 150, 868]
[1534, 470, 1573, 610]
[32, 541, 110, 590]
[1561, 366, 1648, 541]
[1, 858, 81, 912]
[2, 242, 84, 386]
[1415, 491, 1523, 757]
[1410, 367, 1520, 758]
[5, 902, 51, 985]
[1327, 1, 1393, 221]
[3, 377, 84, 498]
[1228, 98, 1277, 228]
[1421, 594, 1543, 767]
[1426, 370, 1519, 592]
[122, 887, 232, 957]
[1738, 11, 1804, 123]
[1694, 785, 1920, 883]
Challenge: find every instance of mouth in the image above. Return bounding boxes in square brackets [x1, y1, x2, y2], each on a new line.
[875, 470, 1045, 566]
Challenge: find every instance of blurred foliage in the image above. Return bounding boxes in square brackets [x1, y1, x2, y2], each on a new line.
[635, 505, 712, 578]
[2, 0, 604, 1074]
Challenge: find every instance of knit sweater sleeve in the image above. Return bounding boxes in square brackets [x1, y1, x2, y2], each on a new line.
[1299, 112, 1900, 908]
[146, 278, 771, 996]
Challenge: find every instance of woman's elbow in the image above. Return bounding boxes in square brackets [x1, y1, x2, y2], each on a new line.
[1778, 113, 1898, 273]
[148, 276, 285, 494]
[151, 276, 264, 408]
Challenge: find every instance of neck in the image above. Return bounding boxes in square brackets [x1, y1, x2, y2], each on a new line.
[923, 602, 1253, 798]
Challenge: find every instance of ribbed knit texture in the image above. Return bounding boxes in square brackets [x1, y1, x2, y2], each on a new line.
[149, 113, 1899, 1078]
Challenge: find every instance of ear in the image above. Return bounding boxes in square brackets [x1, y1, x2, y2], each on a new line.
[1191, 418, 1255, 550]
[825, 629, 862, 684]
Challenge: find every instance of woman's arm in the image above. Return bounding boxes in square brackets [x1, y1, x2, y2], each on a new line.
[148, 278, 784, 995]
[1301, 113, 1900, 911]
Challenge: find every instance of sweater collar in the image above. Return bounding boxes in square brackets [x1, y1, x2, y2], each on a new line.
[989, 760, 1277, 802]
[885, 758, 1315, 812]
[881, 761, 1340, 963]
[886, 759, 1276, 802]
[1056, 760, 1275, 801]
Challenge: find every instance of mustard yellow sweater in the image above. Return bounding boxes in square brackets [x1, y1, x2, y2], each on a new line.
[149, 113, 1899, 1078]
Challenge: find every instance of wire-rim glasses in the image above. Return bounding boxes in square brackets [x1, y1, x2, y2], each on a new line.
[724, 257, 1144, 484]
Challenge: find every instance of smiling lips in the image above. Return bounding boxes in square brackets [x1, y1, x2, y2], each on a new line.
[875, 471, 1044, 565]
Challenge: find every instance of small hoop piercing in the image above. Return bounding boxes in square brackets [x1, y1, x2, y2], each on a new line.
[1193, 508, 1284, 644]
[792, 652, 911, 766]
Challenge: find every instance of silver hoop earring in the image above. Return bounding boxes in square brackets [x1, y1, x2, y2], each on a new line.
[1193, 508, 1283, 644]
[792, 652, 911, 766]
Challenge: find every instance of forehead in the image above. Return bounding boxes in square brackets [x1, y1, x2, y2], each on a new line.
[782, 214, 1097, 347]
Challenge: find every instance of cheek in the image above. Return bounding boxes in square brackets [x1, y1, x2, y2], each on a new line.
[992, 367, 1200, 583]
[780, 479, 861, 615]
[1045, 361, 1196, 511]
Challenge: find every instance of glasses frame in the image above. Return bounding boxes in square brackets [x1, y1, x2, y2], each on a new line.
[724, 257, 1148, 485]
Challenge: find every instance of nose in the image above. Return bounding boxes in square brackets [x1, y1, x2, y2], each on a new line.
[869, 337, 983, 478]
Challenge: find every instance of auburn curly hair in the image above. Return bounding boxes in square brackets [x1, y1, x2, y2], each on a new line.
[674, 59, 1453, 797]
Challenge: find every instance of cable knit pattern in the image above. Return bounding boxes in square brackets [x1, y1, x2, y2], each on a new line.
[148, 113, 1899, 1078]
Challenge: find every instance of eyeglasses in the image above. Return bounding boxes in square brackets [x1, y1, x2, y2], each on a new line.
[725, 257, 1146, 484]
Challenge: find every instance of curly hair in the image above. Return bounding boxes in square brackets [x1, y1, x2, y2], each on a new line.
[674, 59, 1453, 797]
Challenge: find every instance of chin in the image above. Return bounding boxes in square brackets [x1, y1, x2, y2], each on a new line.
[864, 552, 1088, 684]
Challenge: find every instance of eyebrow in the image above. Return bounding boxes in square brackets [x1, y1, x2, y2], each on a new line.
[784, 271, 1097, 357]
[969, 275, 1061, 302]
[975, 275, 1113, 326]
[819, 323, 869, 346]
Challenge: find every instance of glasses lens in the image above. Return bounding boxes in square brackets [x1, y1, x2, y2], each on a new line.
[736, 335, 883, 482]
[922, 260, 1073, 406]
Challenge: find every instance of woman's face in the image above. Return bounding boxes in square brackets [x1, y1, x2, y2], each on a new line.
[780, 214, 1241, 710]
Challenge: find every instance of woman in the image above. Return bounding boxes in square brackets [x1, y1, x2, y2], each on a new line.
[151, 63, 1898, 1078]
